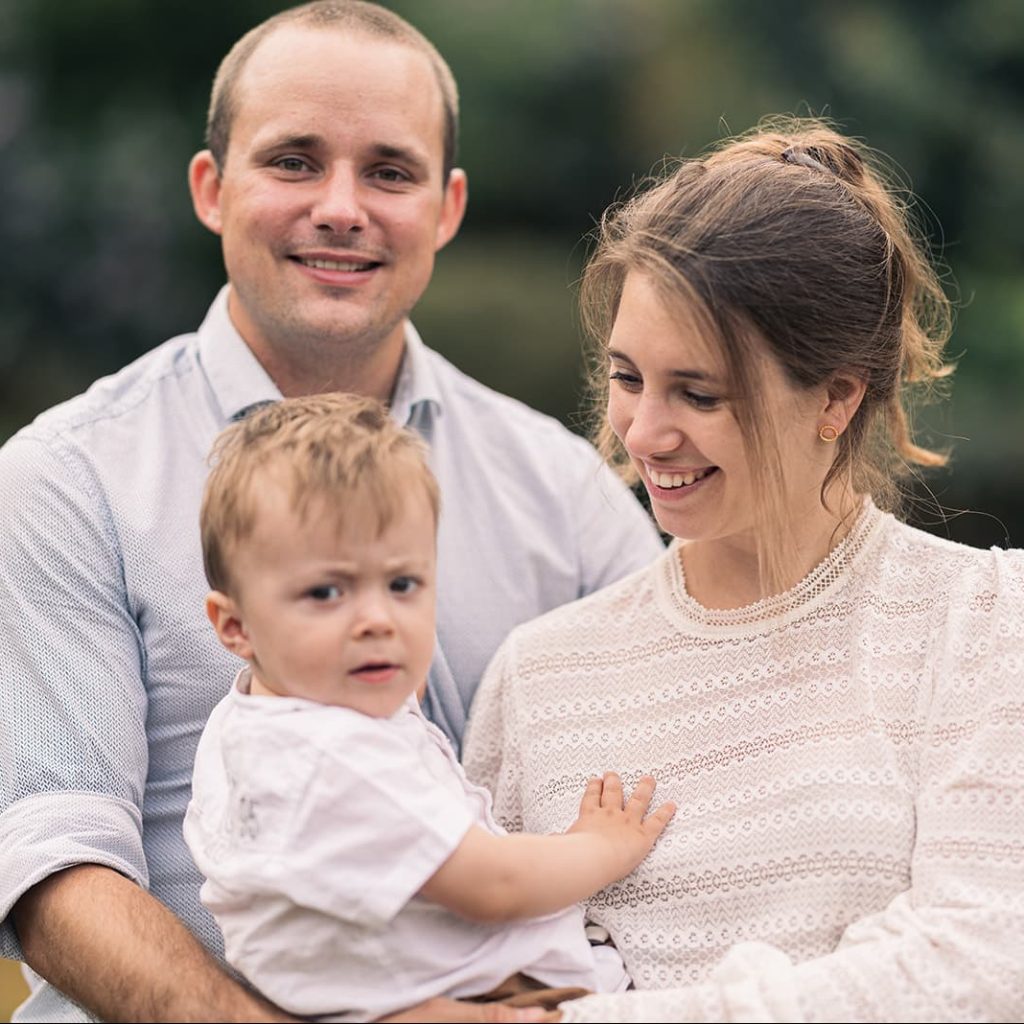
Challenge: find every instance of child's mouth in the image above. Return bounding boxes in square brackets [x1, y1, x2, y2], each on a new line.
[351, 662, 398, 684]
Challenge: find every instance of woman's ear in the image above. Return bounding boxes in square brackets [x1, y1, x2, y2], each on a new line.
[822, 372, 868, 435]
[205, 590, 253, 661]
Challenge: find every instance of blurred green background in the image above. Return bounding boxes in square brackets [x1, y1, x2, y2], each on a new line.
[1, 0, 1023, 540]
[1, 0, 1023, 1015]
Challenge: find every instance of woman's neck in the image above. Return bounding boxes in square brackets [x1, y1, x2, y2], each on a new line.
[679, 489, 863, 610]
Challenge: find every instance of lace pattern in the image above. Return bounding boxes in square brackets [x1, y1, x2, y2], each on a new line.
[658, 499, 886, 634]
[463, 515, 1024, 1021]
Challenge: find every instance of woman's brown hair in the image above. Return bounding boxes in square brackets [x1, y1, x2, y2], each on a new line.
[582, 116, 953, 594]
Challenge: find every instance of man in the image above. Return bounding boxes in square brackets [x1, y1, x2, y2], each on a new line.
[0, 3, 662, 1021]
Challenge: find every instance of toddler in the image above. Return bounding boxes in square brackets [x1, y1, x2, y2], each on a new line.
[183, 394, 675, 1022]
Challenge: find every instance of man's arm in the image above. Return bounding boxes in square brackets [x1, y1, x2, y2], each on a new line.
[0, 432, 292, 1023]
[419, 773, 674, 923]
[14, 865, 297, 1023]
[17, 867, 558, 1024]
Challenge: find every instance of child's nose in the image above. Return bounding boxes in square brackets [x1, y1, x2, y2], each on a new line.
[352, 593, 395, 637]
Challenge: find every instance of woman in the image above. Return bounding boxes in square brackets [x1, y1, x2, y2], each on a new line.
[463, 119, 1024, 1022]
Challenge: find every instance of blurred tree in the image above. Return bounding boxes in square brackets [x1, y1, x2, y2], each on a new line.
[1, 0, 1021, 546]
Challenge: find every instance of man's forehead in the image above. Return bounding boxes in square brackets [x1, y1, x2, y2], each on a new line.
[231, 25, 445, 150]
[237, 24, 439, 103]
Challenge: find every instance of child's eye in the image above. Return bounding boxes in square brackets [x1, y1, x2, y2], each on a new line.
[308, 584, 341, 601]
[390, 576, 419, 595]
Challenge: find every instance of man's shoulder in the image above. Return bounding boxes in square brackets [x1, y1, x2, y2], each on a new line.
[424, 346, 597, 458]
[15, 331, 200, 450]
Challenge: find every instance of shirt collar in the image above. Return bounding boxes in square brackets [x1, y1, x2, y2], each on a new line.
[390, 320, 443, 433]
[197, 286, 282, 423]
[197, 286, 443, 431]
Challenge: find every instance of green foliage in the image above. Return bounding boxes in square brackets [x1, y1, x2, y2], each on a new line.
[1, 0, 1021, 545]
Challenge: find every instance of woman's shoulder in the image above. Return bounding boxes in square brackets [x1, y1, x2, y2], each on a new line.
[876, 515, 1024, 598]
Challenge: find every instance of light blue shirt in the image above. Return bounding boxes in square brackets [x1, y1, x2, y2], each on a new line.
[0, 288, 663, 1020]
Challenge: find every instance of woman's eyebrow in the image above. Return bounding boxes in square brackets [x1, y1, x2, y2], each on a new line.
[607, 348, 716, 383]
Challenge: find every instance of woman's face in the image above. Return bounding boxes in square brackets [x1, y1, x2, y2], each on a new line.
[606, 272, 830, 550]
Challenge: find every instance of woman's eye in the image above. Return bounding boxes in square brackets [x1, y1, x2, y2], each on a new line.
[684, 391, 721, 411]
[308, 584, 340, 601]
[609, 370, 642, 391]
[390, 576, 419, 595]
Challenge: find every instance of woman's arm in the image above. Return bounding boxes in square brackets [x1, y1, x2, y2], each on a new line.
[419, 773, 674, 923]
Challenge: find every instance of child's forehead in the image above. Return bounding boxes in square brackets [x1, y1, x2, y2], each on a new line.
[246, 468, 434, 542]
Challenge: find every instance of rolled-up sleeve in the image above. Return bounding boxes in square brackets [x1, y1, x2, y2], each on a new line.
[0, 434, 150, 959]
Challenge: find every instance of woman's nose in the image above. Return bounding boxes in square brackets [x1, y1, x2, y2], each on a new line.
[623, 393, 684, 459]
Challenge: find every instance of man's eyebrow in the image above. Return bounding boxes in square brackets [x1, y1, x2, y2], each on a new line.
[372, 143, 430, 175]
[607, 348, 716, 383]
[252, 133, 324, 158]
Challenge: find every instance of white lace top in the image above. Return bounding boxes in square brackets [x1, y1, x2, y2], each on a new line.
[463, 504, 1024, 1022]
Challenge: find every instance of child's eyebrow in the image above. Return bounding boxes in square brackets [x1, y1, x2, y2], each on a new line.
[384, 556, 432, 572]
[312, 565, 358, 578]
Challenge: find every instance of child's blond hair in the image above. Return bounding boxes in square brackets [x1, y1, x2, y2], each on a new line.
[201, 393, 440, 595]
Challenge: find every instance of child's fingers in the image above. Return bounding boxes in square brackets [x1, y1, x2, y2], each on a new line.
[599, 771, 623, 808]
[625, 774, 656, 817]
[577, 775, 603, 815]
[642, 800, 677, 838]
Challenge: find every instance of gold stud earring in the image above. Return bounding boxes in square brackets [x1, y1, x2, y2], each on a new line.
[818, 424, 839, 443]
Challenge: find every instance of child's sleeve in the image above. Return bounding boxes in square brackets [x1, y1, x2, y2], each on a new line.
[249, 715, 477, 930]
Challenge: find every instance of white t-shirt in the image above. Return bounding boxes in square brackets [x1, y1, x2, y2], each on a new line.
[184, 673, 612, 1021]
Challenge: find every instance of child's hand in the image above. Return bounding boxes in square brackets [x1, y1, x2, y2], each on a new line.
[566, 772, 675, 878]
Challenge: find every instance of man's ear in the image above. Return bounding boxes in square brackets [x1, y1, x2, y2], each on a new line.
[822, 371, 868, 435]
[434, 168, 468, 252]
[189, 150, 224, 236]
[205, 590, 253, 660]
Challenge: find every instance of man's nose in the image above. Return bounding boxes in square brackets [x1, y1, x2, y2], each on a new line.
[310, 166, 370, 235]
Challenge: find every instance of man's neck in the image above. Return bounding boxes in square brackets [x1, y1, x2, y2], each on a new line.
[262, 341, 405, 402]
[225, 290, 407, 402]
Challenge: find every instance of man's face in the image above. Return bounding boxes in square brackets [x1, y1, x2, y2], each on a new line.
[190, 27, 466, 389]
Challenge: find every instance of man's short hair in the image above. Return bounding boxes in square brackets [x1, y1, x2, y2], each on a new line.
[206, 0, 459, 180]
[200, 393, 441, 595]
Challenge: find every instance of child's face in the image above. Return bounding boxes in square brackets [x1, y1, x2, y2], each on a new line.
[209, 481, 437, 718]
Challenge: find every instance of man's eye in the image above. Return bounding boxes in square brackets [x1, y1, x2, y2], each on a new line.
[274, 156, 311, 173]
[308, 584, 340, 601]
[372, 167, 410, 183]
[390, 576, 419, 595]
